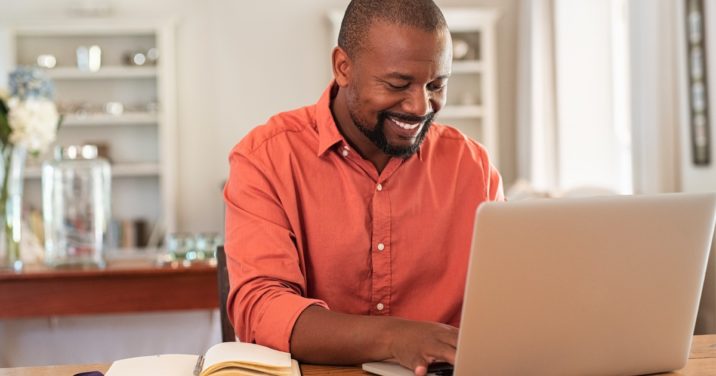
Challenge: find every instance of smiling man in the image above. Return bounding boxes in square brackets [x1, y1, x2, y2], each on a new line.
[223, 0, 503, 374]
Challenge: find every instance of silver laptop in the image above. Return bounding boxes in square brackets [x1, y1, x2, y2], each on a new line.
[364, 193, 716, 376]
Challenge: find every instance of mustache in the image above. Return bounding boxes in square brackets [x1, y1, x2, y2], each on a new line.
[381, 111, 435, 124]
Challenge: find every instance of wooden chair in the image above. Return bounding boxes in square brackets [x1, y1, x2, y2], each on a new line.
[216, 245, 236, 342]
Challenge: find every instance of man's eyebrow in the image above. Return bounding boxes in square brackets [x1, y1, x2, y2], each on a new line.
[382, 72, 413, 81]
[380, 72, 451, 81]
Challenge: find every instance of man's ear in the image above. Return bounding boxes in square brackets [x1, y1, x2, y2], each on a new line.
[332, 46, 351, 87]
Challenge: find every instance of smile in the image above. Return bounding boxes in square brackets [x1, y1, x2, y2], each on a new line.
[390, 117, 421, 130]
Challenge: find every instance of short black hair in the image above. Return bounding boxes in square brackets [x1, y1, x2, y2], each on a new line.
[338, 0, 448, 59]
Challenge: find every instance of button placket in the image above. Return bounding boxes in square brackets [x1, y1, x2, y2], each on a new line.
[370, 175, 391, 316]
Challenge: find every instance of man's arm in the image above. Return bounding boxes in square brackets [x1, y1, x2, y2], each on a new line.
[291, 305, 458, 376]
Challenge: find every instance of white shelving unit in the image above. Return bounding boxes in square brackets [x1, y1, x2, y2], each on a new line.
[1, 18, 178, 247]
[62, 113, 159, 127]
[45, 66, 158, 79]
[327, 8, 499, 165]
[24, 162, 161, 179]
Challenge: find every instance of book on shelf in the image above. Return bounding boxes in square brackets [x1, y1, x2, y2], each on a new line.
[105, 341, 301, 376]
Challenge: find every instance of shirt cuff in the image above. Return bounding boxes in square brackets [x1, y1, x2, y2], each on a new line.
[254, 293, 329, 352]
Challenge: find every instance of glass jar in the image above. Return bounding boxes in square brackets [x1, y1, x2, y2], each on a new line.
[42, 145, 111, 268]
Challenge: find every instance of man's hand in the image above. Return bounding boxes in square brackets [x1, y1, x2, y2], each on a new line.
[386, 319, 458, 375]
[290, 306, 458, 376]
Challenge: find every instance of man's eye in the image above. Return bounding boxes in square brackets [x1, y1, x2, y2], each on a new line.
[387, 82, 410, 90]
[428, 83, 446, 92]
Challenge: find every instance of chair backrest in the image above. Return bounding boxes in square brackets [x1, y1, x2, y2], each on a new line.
[216, 245, 236, 342]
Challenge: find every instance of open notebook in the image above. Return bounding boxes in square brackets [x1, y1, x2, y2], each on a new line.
[105, 342, 301, 376]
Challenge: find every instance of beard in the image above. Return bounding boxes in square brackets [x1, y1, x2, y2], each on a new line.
[348, 109, 435, 158]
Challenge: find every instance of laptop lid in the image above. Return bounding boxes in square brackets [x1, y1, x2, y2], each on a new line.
[455, 193, 716, 376]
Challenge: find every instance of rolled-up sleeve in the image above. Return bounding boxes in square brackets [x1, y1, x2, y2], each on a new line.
[223, 147, 328, 352]
[478, 145, 504, 202]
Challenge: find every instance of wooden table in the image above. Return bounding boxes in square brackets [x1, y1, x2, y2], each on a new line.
[2, 335, 716, 375]
[0, 260, 218, 318]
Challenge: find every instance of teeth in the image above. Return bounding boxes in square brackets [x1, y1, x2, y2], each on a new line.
[391, 117, 421, 130]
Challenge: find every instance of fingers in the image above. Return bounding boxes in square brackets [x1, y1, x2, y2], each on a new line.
[414, 365, 428, 376]
[437, 345, 456, 365]
[432, 341, 456, 365]
[389, 320, 459, 373]
[409, 339, 457, 371]
[437, 324, 459, 348]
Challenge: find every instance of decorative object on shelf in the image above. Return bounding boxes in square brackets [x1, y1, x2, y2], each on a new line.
[452, 38, 471, 60]
[76, 45, 102, 72]
[104, 101, 124, 116]
[84, 141, 110, 160]
[685, 0, 711, 166]
[123, 48, 159, 67]
[146, 47, 160, 65]
[36, 54, 57, 69]
[159, 232, 222, 267]
[124, 50, 147, 66]
[0, 67, 60, 272]
[42, 144, 111, 268]
[58, 100, 160, 118]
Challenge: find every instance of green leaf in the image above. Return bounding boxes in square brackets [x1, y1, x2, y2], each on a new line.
[56, 113, 64, 132]
[0, 111, 10, 146]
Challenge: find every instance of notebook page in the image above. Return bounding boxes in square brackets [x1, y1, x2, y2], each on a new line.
[204, 342, 292, 369]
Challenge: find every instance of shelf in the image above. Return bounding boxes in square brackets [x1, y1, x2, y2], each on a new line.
[24, 162, 161, 179]
[62, 113, 158, 127]
[439, 105, 484, 119]
[452, 60, 484, 73]
[13, 23, 158, 37]
[44, 66, 158, 79]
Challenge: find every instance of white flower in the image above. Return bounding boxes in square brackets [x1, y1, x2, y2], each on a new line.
[6, 97, 58, 153]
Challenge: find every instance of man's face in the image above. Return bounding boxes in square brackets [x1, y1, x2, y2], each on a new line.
[344, 21, 452, 158]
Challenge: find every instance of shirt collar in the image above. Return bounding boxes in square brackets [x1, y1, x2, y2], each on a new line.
[314, 81, 424, 161]
[315, 82, 345, 157]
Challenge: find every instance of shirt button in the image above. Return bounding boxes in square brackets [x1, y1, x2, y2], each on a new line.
[341, 149, 349, 157]
[376, 303, 384, 311]
[377, 243, 385, 251]
[376, 183, 383, 191]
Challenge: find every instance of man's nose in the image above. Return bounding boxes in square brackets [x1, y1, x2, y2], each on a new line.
[402, 87, 433, 117]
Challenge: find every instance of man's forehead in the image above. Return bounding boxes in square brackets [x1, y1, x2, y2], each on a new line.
[360, 21, 450, 59]
[355, 22, 451, 76]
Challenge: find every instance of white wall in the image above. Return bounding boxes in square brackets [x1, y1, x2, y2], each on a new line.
[0, 0, 519, 234]
[629, 0, 680, 195]
[553, 0, 632, 193]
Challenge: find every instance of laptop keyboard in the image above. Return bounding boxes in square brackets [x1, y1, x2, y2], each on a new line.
[427, 362, 453, 376]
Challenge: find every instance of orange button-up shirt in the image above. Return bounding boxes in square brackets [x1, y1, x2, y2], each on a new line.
[224, 83, 504, 352]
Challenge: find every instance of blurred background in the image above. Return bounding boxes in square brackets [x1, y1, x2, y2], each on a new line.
[1, 0, 715, 368]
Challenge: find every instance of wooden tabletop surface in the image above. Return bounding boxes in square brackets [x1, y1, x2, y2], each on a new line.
[2, 334, 716, 376]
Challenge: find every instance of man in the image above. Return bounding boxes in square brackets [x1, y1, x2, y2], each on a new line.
[223, 0, 503, 374]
